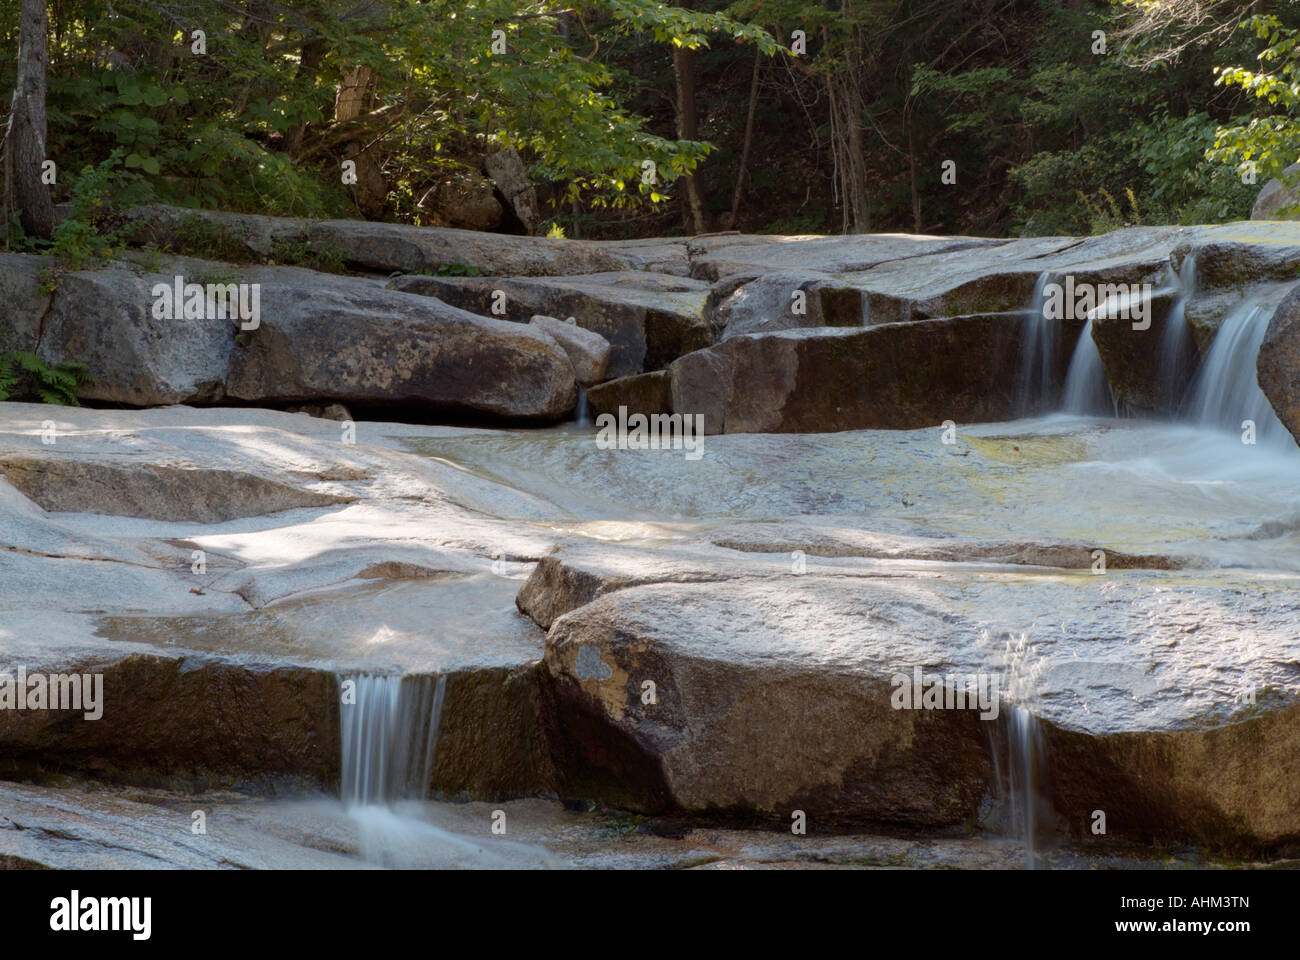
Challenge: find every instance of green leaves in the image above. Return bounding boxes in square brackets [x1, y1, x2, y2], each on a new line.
[0, 353, 95, 406]
[124, 153, 161, 175]
[6, 0, 791, 226]
[1209, 14, 1300, 186]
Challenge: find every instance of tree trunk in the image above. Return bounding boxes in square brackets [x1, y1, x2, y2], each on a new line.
[7, 0, 55, 240]
[842, 5, 869, 233]
[335, 65, 388, 218]
[907, 108, 922, 233]
[672, 2, 708, 235]
[728, 45, 763, 228]
[286, 38, 326, 159]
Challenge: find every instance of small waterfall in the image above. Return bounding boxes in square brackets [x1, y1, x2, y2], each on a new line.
[339, 673, 447, 807]
[1188, 296, 1290, 447]
[1017, 273, 1060, 415]
[986, 632, 1050, 869]
[1060, 317, 1114, 415]
[998, 705, 1046, 869]
[575, 388, 592, 426]
[1155, 255, 1198, 413]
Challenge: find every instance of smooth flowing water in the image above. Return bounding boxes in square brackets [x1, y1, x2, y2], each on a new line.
[1188, 294, 1291, 449]
[985, 633, 1049, 868]
[339, 673, 447, 807]
[1156, 255, 1199, 413]
[1060, 317, 1113, 415]
[1018, 273, 1060, 415]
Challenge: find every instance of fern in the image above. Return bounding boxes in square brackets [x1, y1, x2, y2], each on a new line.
[0, 353, 95, 406]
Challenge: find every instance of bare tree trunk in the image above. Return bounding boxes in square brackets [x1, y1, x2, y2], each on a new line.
[842, 4, 869, 233]
[728, 46, 762, 228]
[907, 108, 921, 233]
[335, 65, 388, 218]
[6, 0, 55, 240]
[673, 1, 708, 235]
[286, 38, 326, 159]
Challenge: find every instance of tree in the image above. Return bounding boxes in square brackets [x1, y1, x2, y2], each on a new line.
[5, 0, 54, 239]
[673, 0, 709, 234]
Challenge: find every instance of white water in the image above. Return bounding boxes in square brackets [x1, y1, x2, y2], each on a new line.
[1188, 296, 1291, 449]
[1156, 256, 1199, 414]
[1058, 254, 1294, 447]
[1018, 273, 1060, 415]
[575, 388, 592, 426]
[1060, 318, 1113, 415]
[1002, 706, 1045, 869]
[339, 673, 447, 807]
[988, 634, 1049, 869]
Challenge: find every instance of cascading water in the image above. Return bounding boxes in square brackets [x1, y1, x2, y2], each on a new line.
[986, 632, 1049, 869]
[575, 388, 592, 426]
[1058, 253, 1209, 419]
[1156, 254, 1199, 413]
[1188, 292, 1291, 448]
[336, 673, 557, 868]
[339, 673, 447, 807]
[1060, 317, 1113, 415]
[996, 705, 1045, 869]
[1018, 273, 1060, 415]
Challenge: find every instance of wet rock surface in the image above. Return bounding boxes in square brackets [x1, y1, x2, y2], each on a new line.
[1, 405, 1296, 858]
[3, 216, 1300, 434]
[5, 217, 1300, 867]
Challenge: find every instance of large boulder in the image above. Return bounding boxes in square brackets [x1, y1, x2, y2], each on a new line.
[483, 147, 541, 236]
[420, 166, 503, 231]
[118, 204, 629, 276]
[530, 315, 610, 386]
[1258, 285, 1300, 445]
[37, 263, 234, 405]
[1251, 162, 1300, 221]
[528, 546, 1300, 849]
[225, 275, 578, 420]
[585, 370, 673, 420]
[0, 253, 51, 355]
[390, 271, 712, 378]
[541, 576, 994, 825]
[668, 314, 1027, 434]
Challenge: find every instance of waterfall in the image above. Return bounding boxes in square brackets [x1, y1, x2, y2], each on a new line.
[1188, 295, 1290, 448]
[1060, 317, 1113, 415]
[339, 673, 447, 808]
[1057, 254, 1199, 419]
[1155, 254, 1198, 413]
[999, 705, 1046, 869]
[1017, 273, 1060, 415]
[575, 388, 592, 426]
[986, 632, 1049, 869]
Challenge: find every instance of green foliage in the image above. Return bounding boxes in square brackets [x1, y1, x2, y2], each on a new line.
[0, 352, 95, 406]
[48, 151, 144, 269]
[1209, 14, 1300, 199]
[0, 0, 1284, 241]
[1, 0, 777, 228]
[269, 239, 348, 273]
